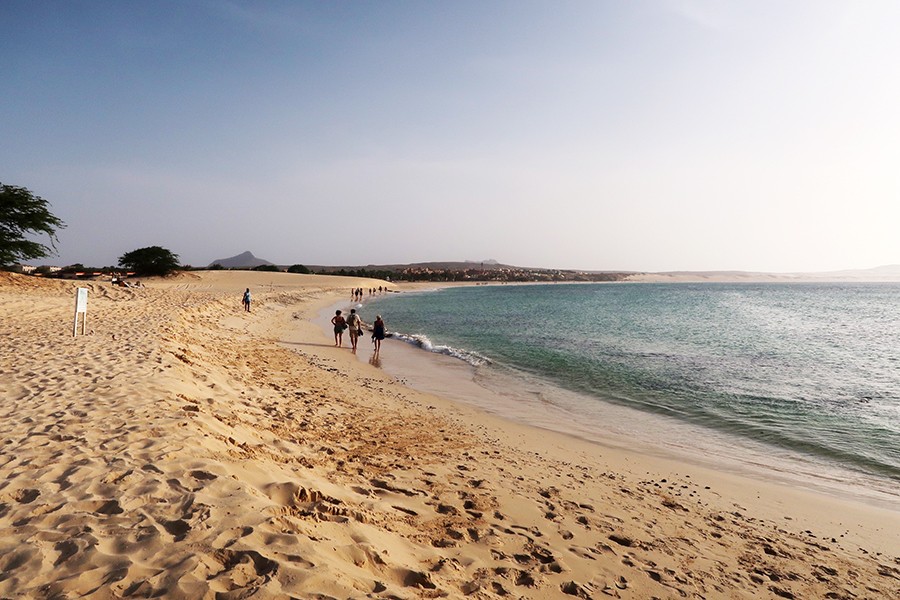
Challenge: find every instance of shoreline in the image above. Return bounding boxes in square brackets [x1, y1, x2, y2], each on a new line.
[332, 284, 900, 512]
[315, 289, 900, 550]
[2, 270, 897, 598]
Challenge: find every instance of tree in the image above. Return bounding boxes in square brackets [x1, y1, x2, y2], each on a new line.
[252, 264, 280, 272]
[0, 182, 66, 266]
[118, 246, 180, 276]
[59, 263, 85, 276]
[287, 264, 310, 274]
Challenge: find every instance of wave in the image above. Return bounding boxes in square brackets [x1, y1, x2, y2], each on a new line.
[389, 331, 492, 367]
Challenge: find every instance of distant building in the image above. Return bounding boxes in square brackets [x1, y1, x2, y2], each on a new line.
[12, 265, 62, 275]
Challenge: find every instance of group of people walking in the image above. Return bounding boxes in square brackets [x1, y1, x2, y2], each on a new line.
[332, 308, 385, 353]
[351, 287, 388, 301]
[241, 287, 386, 354]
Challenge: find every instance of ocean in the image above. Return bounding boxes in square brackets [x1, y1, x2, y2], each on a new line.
[362, 282, 900, 505]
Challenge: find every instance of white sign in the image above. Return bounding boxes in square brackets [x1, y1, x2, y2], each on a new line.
[75, 288, 88, 313]
[73, 288, 88, 336]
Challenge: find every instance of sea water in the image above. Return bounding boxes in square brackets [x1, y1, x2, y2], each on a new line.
[365, 283, 900, 504]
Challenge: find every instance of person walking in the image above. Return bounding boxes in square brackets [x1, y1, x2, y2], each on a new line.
[372, 315, 385, 353]
[331, 310, 347, 347]
[242, 288, 251, 312]
[346, 308, 365, 352]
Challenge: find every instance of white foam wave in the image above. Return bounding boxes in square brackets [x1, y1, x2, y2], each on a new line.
[390, 331, 491, 367]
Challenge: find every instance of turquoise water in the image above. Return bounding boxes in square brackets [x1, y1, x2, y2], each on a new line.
[368, 283, 900, 486]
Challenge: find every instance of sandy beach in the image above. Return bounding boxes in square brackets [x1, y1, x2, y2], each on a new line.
[1, 270, 898, 599]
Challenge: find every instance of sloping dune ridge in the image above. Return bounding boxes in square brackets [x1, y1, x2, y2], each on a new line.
[1, 270, 897, 599]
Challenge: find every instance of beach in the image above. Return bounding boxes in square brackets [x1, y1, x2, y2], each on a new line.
[1, 270, 898, 599]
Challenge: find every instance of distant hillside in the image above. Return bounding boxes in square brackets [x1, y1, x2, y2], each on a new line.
[809, 264, 900, 279]
[625, 264, 900, 283]
[208, 251, 273, 269]
[199, 257, 900, 283]
[307, 260, 522, 272]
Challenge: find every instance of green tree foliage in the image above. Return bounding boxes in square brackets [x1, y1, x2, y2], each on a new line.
[118, 246, 180, 276]
[287, 264, 310, 274]
[252, 264, 280, 272]
[0, 183, 66, 266]
[58, 263, 86, 276]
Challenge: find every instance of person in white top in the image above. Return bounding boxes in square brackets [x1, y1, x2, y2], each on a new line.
[345, 308, 366, 351]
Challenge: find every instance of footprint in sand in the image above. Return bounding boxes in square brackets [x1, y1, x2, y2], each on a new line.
[12, 488, 40, 504]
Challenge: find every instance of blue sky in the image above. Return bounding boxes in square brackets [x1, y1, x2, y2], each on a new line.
[3, 1, 898, 272]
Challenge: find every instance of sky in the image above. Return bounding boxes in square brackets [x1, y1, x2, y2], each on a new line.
[2, 0, 899, 273]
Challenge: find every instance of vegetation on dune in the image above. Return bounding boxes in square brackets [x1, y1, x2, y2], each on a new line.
[118, 246, 181, 276]
[0, 182, 66, 266]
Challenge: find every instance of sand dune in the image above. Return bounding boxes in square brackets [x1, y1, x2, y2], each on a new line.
[1, 271, 897, 598]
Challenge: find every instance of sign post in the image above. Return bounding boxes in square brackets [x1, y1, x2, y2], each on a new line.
[73, 288, 88, 337]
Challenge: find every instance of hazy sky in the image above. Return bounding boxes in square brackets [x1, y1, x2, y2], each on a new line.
[3, 1, 898, 272]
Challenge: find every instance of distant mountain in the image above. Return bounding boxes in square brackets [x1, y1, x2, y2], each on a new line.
[208, 251, 273, 269]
